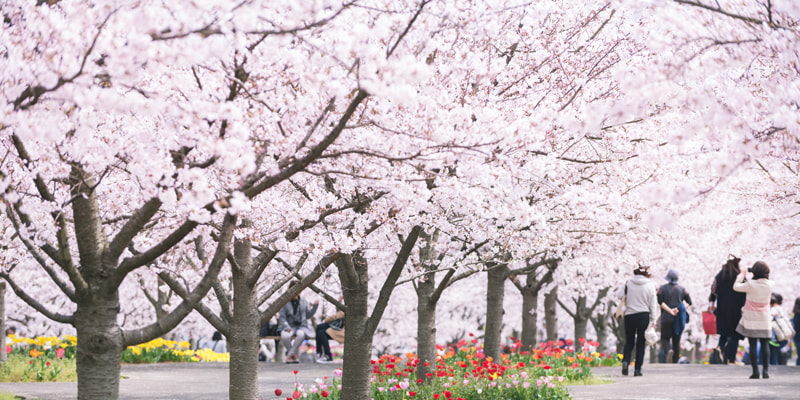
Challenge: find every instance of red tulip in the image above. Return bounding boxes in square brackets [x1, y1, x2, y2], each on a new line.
[274, 388, 282, 396]
[321, 390, 329, 398]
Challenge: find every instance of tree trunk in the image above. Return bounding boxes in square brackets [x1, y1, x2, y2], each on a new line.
[416, 277, 436, 383]
[484, 264, 507, 361]
[337, 254, 373, 400]
[592, 317, 609, 354]
[519, 273, 539, 351]
[75, 297, 124, 400]
[0, 282, 6, 363]
[544, 285, 558, 341]
[229, 236, 259, 400]
[573, 296, 589, 346]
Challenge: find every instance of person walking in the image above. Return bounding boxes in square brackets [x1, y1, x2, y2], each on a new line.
[657, 269, 693, 363]
[793, 297, 800, 366]
[278, 281, 319, 363]
[733, 261, 774, 379]
[616, 265, 659, 377]
[709, 256, 746, 364]
[769, 294, 790, 365]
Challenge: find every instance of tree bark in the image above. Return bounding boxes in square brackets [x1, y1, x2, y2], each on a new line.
[416, 275, 436, 383]
[75, 296, 123, 400]
[229, 235, 259, 400]
[484, 263, 508, 361]
[573, 296, 589, 345]
[337, 253, 373, 400]
[0, 282, 6, 363]
[544, 285, 558, 341]
[520, 282, 539, 351]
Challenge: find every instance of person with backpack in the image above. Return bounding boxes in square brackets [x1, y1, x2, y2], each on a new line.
[657, 269, 693, 363]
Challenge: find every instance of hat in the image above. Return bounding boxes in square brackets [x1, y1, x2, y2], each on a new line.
[665, 269, 679, 284]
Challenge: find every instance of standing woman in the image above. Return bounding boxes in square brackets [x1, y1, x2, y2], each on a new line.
[733, 261, 774, 379]
[617, 265, 659, 377]
[709, 256, 746, 364]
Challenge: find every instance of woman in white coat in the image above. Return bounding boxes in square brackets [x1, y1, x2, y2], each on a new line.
[617, 265, 659, 377]
[733, 261, 774, 379]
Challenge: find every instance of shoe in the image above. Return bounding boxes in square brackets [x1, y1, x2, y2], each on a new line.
[621, 362, 629, 376]
[762, 368, 769, 379]
[317, 355, 333, 364]
[285, 354, 299, 364]
[634, 369, 642, 377]
[712, 348, 722, 364]
[749, 367, 759, 379]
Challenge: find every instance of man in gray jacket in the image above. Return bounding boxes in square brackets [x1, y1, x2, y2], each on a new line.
[279, 281, 319, 363]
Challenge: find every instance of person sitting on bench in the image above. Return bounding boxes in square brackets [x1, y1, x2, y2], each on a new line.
[278, 280, 318, 363]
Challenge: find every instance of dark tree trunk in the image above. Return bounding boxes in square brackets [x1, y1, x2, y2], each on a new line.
[229, 236, 259, 400]
[484, 263, 508, 361]
[574, 296, 589, 345]
[75, 295, 124, 400]
[338, 253, 374, 400]
[416, 276, 436, 383]
[0, 282, 6, 363]
[519, 274, 539, 351]
[544, 285, 558, 341]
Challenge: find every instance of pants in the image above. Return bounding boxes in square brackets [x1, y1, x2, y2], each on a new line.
[717, 333, 740, 363]
[281, 327, 308, 357]
[659, 320, 681, 363]
[748, 338, 769, 368]
[795, 338, 800, 366]
[315, 323, 331, 357]
[623, 312, 650, 370]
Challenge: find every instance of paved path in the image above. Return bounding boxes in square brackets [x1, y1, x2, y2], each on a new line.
[1, 362, 798, 399]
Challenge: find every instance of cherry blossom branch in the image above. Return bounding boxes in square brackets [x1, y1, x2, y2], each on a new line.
[158, 271, 230, 336]
[366, 225, 422, 336]
[386, 0, 432, 58]
[259, 254, 307, 307]
[0, 271, 74, 324]
[122, 213, 237, 347]
[259, 253, 340, 327]
[108, 197, 162, 263]
[12, 10, 116, 110]
[243, 89, 370, 198]
[278, 258, 346, 312]
[5, 205, 78, 301]
[673, 0, 789, 29]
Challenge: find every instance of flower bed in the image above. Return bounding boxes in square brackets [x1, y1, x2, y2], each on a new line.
[274, 336, 618, 400]
[1, 334, 77, 382]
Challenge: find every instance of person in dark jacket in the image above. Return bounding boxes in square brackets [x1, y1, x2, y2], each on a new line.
[658, 269, 693, 363]
[278, 281, 319, 363]
[709, 256, 746, 364]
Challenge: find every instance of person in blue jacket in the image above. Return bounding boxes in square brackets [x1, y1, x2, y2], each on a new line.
[657, 269, 692, 363]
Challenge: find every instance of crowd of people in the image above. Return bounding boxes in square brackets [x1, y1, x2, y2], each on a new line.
[617, 256, 799, 379]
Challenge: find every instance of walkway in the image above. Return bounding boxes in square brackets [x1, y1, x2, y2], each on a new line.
[0, 362, 798, 399]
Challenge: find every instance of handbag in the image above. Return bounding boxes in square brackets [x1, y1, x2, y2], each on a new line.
[645, 325, 659, 346]
[615, 295, 626, 319]
[702, 310, 717, 335]
[772, 311, 795, 341]
[614, 281, 628, 319]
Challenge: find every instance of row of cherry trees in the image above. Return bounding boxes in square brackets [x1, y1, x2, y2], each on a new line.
[1, 1, 798, 399]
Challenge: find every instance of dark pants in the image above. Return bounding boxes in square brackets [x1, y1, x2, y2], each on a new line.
[315, 323, 331, 357]
[623, 312, 649, 370]
[748, 338, 769, 369]
[717, 333, 740, 363]
[659, 320, 681, 363]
